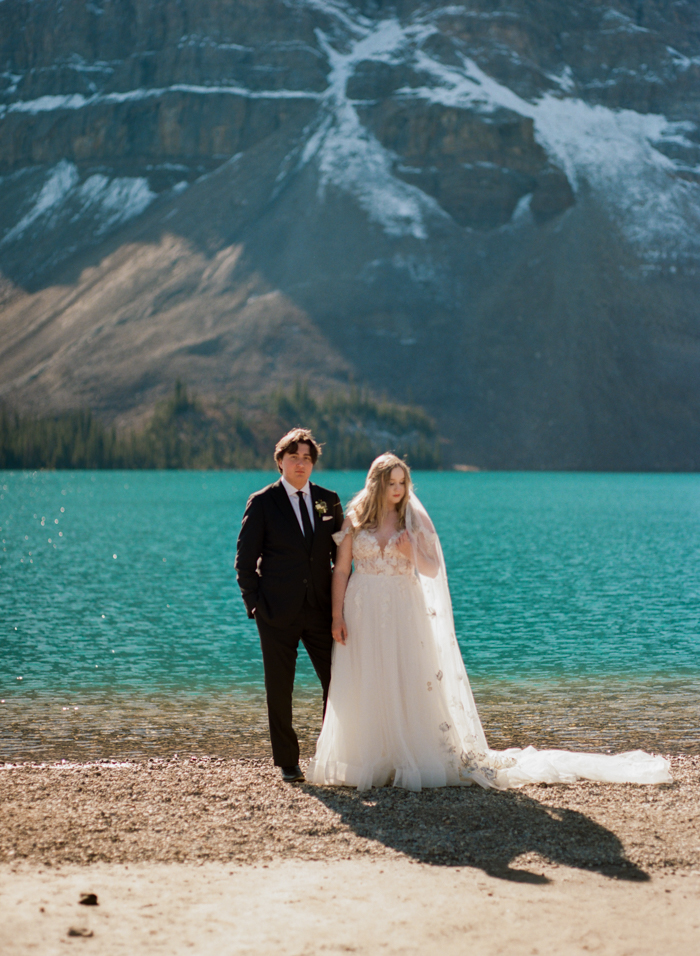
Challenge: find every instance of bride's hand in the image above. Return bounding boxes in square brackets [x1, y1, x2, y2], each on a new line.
[332, 617, 348, 645]
[395, 530, 413, 559]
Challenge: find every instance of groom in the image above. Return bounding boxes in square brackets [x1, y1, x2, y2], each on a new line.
[235, 428, 344, 783]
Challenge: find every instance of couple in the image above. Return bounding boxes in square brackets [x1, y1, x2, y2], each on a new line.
[236, 428, 671, 790]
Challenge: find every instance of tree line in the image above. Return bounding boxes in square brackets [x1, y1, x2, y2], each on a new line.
[0, 381, 441, 471]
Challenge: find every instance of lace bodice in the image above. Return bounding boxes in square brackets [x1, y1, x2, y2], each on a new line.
[334, 527, 414, 577]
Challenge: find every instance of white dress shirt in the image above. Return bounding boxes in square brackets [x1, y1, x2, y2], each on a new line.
[281, 476, 315, 533]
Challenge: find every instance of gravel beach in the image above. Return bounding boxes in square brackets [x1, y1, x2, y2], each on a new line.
[1, 755, 699, 954]
[1, 754, 698, 873]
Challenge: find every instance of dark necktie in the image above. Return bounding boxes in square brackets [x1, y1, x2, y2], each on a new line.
[296, 490, 314, 551]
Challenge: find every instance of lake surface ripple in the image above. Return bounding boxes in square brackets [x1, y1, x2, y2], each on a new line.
[1, 471, 698, 760]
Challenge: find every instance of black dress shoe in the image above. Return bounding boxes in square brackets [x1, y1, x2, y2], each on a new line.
[280, 765, 305, 783]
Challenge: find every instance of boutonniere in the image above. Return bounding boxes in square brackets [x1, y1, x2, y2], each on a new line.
[314, 500, 328, 516]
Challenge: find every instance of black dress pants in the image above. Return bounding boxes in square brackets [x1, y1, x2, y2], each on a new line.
[256, 599, 333, 767]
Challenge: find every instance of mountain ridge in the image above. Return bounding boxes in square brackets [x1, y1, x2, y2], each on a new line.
[1, 0, 699, 469]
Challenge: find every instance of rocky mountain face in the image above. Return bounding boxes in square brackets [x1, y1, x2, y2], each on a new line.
[1, 0, 699, 469]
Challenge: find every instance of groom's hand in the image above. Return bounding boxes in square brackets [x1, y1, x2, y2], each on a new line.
[332, 617, 348, 645]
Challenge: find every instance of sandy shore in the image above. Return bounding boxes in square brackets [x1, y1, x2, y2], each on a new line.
[2, 859, 700, 956]
[1, 754, 699, 954]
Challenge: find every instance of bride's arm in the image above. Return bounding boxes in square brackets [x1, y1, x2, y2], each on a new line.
[331, 519, 354, 645]
[396, 530, 440, 578]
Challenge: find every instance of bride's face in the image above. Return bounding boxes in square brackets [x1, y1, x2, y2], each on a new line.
[385, 466, 406, 509]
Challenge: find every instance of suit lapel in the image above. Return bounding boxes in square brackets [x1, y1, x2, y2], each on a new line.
[270, 480, 306, 547]
[311, 484, 326, 528]
[310, 484, 329, 551]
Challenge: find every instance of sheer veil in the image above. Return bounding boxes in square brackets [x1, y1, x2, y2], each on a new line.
[405, 491, 672, 788]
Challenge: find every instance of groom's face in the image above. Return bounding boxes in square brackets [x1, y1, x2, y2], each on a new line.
[280, 442, 314, 490]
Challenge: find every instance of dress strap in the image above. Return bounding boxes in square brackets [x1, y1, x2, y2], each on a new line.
[332, 526, 352, 545]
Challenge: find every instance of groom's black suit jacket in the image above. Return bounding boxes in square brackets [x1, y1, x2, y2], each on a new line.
[235, 479, 344, 628]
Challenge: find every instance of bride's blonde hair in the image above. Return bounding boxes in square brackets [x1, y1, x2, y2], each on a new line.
[348, 453, 412, 531]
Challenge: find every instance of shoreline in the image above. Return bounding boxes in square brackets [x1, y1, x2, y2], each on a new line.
[3, 678, 699, 764]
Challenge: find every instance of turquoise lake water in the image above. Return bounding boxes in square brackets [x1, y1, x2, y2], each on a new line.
[1, 470, 699, 760]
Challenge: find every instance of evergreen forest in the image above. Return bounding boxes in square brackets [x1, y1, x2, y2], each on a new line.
[0, 382, 441, 471]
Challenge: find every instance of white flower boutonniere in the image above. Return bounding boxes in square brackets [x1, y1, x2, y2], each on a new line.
[314, 500, 328, 516]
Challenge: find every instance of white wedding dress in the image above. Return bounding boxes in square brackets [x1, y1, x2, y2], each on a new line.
[307, 495, 671, 791]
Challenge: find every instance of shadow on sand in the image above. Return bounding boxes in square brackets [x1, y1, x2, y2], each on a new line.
[305, 783, 650, 885]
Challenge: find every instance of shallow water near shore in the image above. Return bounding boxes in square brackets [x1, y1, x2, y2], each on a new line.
[1, 470, 699, 761]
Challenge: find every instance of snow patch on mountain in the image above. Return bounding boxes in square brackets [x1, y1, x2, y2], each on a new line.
[667, 46, 700, 70]
[302, 18, 445, 239]
[295, 0, 372, 37]
[407, 50, 700, 261]
[1, 94, 92, 115]
[533, 98, 700, 263]
[0, 84, 320, 118]
[1, 160, 156, 246]
[73, 173, 157, 234]
[284, 4, 700, 261]
[2, 160, 79, 243]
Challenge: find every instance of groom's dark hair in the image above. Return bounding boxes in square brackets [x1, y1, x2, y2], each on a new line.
[274, 427, 322, 472]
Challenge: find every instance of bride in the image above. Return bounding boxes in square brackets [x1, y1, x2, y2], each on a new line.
[307, 453, 671, 791]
